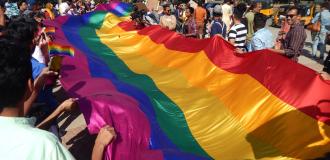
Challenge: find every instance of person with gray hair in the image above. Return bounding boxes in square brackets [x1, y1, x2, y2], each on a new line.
[213, 4, 222, 17]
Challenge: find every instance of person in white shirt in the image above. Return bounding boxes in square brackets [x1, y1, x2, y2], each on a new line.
[59, 0, 70, 16]
[0, 31, 116, 160]
[228, 5, 247, 53]
[160, 5, 176, 30]
[0, 35, 74, 160]
[221, 0, 233, 32]
[143, 9, 159, 26]
[248, 13, 273, 51]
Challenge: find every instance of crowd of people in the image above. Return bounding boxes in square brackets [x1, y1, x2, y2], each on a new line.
[0, 0, 329, 159]
[132, 0, 330, 79]
[1, 0, 97, 19]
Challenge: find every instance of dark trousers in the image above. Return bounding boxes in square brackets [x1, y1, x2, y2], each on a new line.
[323, 53, 330, 74]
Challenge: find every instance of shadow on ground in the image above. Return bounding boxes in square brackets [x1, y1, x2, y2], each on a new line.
[67, 128, 96, 160]
[246, 104, 330, 159]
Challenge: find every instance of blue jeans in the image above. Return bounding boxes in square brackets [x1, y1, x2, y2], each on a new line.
[312, 32, 327, 59]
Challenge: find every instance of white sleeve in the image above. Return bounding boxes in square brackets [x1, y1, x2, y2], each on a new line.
[32, 46, 46, 64]
[49, 141, 75, 160]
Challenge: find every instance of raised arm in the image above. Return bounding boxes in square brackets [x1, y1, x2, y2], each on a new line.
[36, 98, 77, 130]
[92, 125, 116, 160]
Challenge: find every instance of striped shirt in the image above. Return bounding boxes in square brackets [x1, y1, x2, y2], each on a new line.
[282, 23, 307, 62]
[228, 23, 247, 49]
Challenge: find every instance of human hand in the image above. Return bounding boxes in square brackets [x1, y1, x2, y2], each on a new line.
[38, 33, 50, 47]
[95, 125, 116, 147]
[38, 38, 47, 47]
[60, 98, 78, 112]
[321, 72, 330, 80]
[34, 68, 58, 90]
[274, 44, 280, 50]
[44, 33, 51, 43]
[235, 48, 244, 54]
[41, 67, 58, 77]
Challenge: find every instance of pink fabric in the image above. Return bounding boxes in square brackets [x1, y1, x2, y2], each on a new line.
[46, 16, 163, 160]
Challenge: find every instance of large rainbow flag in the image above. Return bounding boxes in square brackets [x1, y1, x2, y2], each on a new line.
[46, 2, 330, 160]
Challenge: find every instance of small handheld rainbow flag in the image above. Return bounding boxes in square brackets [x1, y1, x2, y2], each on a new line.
[48, 42, 74, 57]
[45, 27, 56, 34]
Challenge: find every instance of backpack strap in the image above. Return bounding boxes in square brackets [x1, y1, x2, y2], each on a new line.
[215, 21, 226, 36]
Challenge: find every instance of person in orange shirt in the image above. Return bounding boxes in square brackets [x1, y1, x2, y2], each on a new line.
[44, 2, 55, 20]
[194, 2, 206, 39]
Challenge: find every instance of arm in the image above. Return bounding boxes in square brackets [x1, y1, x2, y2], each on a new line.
[24, 88, 40, 116]
[0, 6, 5, 27]
[321, 72, 330, 80]
[24, 68, 58, 115]
[36, 98, 77, 130]
[251, 37, 264, 51]
[228, 38, 235, 45]
[159, 16, 165, 27]
[268, 48, 285, 54]
[227, 29, 236, 45]
[283, 28, 305, 58]
[92, 125, 116, 160]
[311, 12, 320, 24]
[40, 33, 51, 64]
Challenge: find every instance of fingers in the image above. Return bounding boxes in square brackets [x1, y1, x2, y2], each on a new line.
[103, 125, 114, 132]
[64, 98, 78, 102]
[102, 125, 117, 138]
[72, 98, 79, 101]
[42, 69, 59, 76]
[69, 98, 79, 101]
[47, 70, 59, 75]
[65, 98, 79, 106]
[61, 98, 79, 112]
[235, 48, 244, 54]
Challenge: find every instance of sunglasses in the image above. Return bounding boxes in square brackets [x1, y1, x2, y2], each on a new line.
[286, 14, 296, 19]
